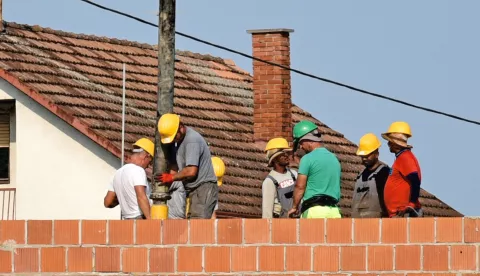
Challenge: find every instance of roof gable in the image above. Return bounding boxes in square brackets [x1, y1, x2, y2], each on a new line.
[0, 22, 462, 217]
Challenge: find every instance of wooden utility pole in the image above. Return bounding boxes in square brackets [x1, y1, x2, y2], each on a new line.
[150, 0, 176, 219]
[0, 0, 3, 33]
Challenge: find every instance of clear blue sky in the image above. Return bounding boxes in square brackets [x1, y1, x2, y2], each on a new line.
[4, 0, 478, 216]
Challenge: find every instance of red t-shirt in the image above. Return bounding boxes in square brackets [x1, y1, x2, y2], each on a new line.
[384, 150, 422, 217]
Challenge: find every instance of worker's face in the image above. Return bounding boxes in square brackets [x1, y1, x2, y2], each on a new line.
[274, 151, 290, 167]
[299, 140, 313, 153]
[361, 150, 378, 168]
[140, 152, 153, 168]
[387, 141, 401, 153]
[173, 125, 186, 143]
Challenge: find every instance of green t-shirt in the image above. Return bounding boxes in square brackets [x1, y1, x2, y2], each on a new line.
[298, 147, 341, 201]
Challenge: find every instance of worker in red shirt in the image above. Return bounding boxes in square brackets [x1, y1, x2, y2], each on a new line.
[381, 122, 423, 218]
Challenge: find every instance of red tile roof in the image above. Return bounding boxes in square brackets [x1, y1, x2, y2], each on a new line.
[0, 22, 462, 217]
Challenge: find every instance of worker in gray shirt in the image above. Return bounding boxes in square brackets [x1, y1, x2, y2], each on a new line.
[156, 113, 218, 219]
[262, 138, 298, 218]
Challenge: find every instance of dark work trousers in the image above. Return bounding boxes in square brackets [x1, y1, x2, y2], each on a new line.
[187, 181, 218, 219]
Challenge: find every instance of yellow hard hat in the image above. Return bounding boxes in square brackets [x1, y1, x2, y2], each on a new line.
[158, 113, 180, 144]
[265, 137, 291, 152]
[133, 138, 155, 157]
[211, 156, 226, 186]
[356, 133, 381, 156]
[382, 121, 412, 138]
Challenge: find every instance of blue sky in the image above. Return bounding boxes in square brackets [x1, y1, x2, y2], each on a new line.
[4, 0, 478, 216]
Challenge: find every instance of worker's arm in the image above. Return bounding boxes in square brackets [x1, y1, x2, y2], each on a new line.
[173, 165, 198, 182]
[262, 178, 276, 218]
[374, 166, 390, 216]
[173, 142, 201, 181]
[406, 172, 421, 204]
[104, 178, 119, 208]
[292, 174, 307, 210]
[104, 191, 119, 208]
[134, 185, 151, 219]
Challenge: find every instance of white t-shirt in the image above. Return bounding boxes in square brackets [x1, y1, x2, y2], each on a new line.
[107, 163, 151, 219]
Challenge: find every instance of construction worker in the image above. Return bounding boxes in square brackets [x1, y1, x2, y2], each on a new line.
[287, 121, 342, 219]
[381, 122, 423, 218]
[104, 138, 154, 219]
[211, 156, 226, 219]
[352, 133, 390, 218]
[262, 138, 298, 218]
[155, 113, 218, 219]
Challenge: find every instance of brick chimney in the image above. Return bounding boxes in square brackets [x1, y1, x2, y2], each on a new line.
[247, 28, 294, 143]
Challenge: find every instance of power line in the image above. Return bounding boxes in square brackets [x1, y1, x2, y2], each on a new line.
[79, 0, 480, 126]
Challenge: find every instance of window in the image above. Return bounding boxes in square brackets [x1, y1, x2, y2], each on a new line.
[0, 102, 12, 184]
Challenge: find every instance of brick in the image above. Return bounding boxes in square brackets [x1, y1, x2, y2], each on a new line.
[190, 219, 214, 244]
[259, 246, 284, 271]
[272, 218, 296, 244]
[423, 245, 449, 271]
[450, 245, 476, 270]
[341, 246, 366, 271]
[395, 245, 421, 270]
[95, 247, 120, 272]
[149, 248, 174, 273]
[286, 246, 311, 271]
[135, 219, 161, 244]
[464, 218, 480, 242]
[67, 247, 93, 272]
[299, 218, 324, 243]
[81, 220, 106, 244]
[14, 248, 39, 272]
[205, 247, 231, 272]
[231, 246, 256, 272]
[0, 220, 25, 244]
[54, 220, 79, 244]
[326, 218, 352, 243]
[409, 217, 435, 243]
[244, 219, 269, 244]
[381, 218, 407, 243]
[41, 247, 66, 272]
[353, 218, 379, 243]
[108, 220, 133, 245]
[162, 219, 187, 244]
[0, 250, 11, 273]
[436, 217, 462, 242]
[313, 246, 339, 271]
[367, 246, 393, 271]
[27, 220, 52, 244]
[122, 247, 147, 272]
[177, 246, 202, 272]
[218, 219, 242, 244]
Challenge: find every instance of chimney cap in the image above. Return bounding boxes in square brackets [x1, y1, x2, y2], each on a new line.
[246, 28, 294, 34]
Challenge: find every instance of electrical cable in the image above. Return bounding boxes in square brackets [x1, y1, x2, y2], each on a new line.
[79, 0, 480, 126]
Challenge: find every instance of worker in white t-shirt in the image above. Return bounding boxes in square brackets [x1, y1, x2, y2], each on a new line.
[104, 138, 154, 219]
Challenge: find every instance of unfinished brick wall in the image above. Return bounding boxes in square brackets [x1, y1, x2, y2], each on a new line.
[0, 218, 479, 274]
[248, 28, 294, 143]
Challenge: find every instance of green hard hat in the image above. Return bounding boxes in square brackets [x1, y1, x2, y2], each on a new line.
[292, 120, 318, 151]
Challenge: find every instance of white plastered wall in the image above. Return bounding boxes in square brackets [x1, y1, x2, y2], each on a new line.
[0, 79, 121, 219]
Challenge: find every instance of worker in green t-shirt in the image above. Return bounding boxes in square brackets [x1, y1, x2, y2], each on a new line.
[287, 120, 342, 219]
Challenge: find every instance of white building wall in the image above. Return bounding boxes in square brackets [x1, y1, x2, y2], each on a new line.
[0, 79, 121, 220]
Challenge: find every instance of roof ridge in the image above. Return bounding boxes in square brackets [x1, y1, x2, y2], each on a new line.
[3, 21, 240, 67]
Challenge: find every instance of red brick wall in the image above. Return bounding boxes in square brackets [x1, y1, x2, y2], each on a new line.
[0, 218, 479, 274]
[249, 29, 294, 143]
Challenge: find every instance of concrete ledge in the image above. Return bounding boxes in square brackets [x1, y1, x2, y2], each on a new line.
[247, 28, 294, 34]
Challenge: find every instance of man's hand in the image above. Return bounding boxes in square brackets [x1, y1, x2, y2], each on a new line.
[155, 173, 174, 185]
[287, 208, 299, 218]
